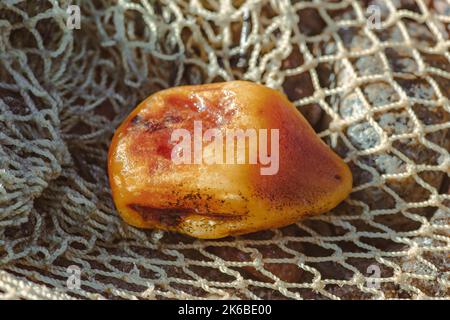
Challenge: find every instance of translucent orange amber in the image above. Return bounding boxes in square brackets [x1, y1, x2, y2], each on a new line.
[108, 81, 352, 239]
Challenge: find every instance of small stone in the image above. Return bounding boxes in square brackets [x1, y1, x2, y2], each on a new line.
[108, 81, 352, 239]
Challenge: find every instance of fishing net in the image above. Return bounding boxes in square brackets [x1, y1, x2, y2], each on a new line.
[0, 0, 449, 300]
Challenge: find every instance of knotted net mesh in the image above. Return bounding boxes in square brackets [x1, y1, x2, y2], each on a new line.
[0, 0, 449, 299]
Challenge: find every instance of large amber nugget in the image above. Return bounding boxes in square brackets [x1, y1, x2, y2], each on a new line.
[108, 81, 352, 239]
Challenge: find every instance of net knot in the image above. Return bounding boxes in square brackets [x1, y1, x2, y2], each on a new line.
[329, 119, 344, 132]
[407, 243, 421, 258]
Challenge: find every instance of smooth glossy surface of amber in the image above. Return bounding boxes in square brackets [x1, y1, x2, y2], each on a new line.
[108, 81, 352, 239]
